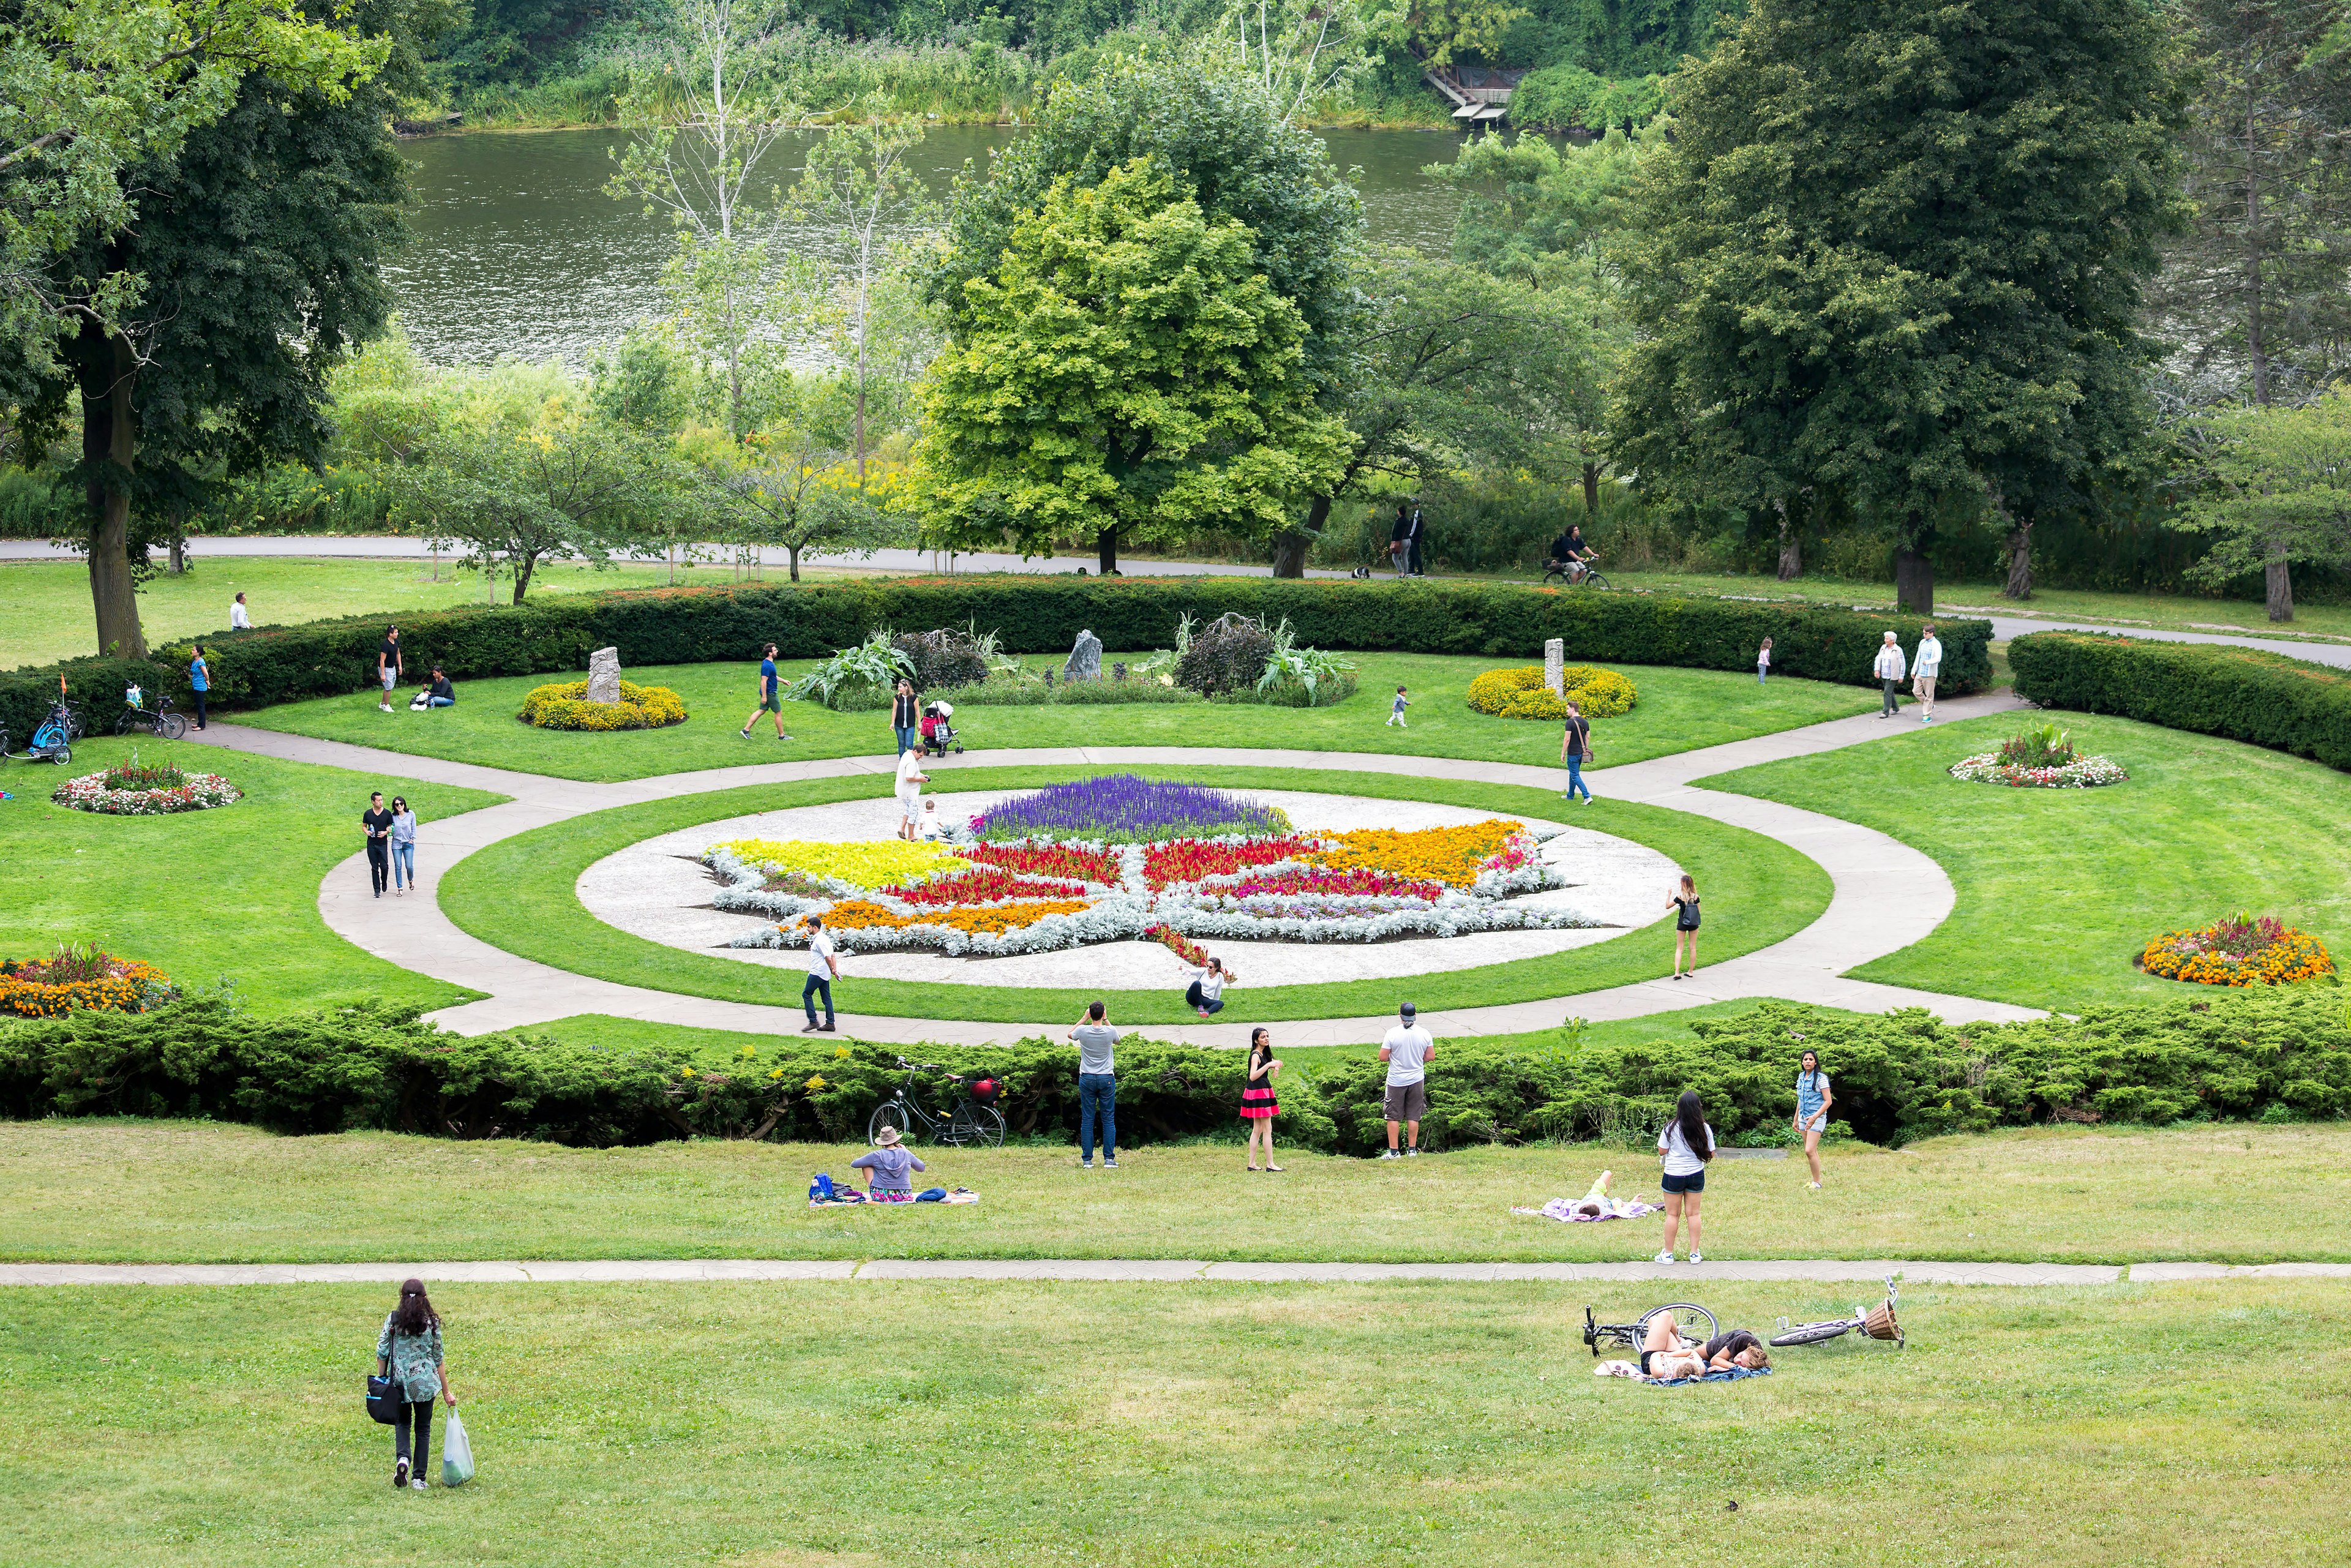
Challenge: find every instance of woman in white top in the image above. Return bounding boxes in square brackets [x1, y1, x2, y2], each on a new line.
[1655, 1089, 1715, 1264]
[1184, 956, 1236, 1017]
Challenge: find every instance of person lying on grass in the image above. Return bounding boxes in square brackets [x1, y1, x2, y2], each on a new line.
[1638, 1313, 1770, 1381]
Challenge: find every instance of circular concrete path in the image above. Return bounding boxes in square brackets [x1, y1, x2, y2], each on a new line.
[190, 690, 2041, 1048]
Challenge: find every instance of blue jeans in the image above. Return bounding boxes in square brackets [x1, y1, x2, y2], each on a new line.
[1184, 981, 1224, 1015]
[1564, 753, 1591, 801]
[391, 841, 414, 889]
[1757, 665, 1768, 685]
[894, 725, 918, 755]
[803, 973, 833, 1026]
[1078, 1073, 1117, 1161]
[428, 696, 454, 707]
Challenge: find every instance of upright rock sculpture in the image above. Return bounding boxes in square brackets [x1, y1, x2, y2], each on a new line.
[587, 646, 622, 704]
[1065, 628, 1103, 681]
[1544, 638, 1564, 696]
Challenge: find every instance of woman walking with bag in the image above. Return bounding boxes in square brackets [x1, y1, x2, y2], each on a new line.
[377, 1278, 457, 1490]
[1240, 1027, 1283, 1172]
[1668, 876, 1702, 978]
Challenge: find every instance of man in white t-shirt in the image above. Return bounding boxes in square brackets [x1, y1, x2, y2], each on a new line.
[893, 748, 929, 842]
[229, 592, 250, 630]
[801, 914, 839, 1033]
[1911, 622, 1943, 724]
[1378, 1002, 1436, 1159]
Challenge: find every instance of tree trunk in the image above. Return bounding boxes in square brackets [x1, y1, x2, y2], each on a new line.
[2267, 558, 2294, 621]
[789, 544, 802, 583]
[2002, 522, 2033, 600]
[1894, 544, 1935, 616]
[511, 552, 537, 604]
[2246, 94, 2269, 407]
[80, 325, 147, 659]
[1581, 462, 1600, 520]
[1097, 528, 1118, 576]
[1774, 506, 1801, 581]
[167, 529, 187, 575]
[1273, 495, 1329, 579]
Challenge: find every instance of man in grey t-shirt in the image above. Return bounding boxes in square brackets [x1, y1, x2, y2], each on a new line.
[1068, 1000, 1125, 1169]
[1379, 1002, 1436, 1159]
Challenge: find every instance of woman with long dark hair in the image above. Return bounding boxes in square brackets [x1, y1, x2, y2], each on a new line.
[1240, 1026, 1283, 1172]
[376, 1278, 457, 1489]
[1654, 1089, 1715, 1264]
[1794, 1048, 1834, 1190]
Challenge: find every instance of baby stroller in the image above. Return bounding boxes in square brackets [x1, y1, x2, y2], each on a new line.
[920, 700, 964, 757]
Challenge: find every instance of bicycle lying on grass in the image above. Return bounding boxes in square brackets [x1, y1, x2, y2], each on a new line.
[1583, 1300, 1718, 1356]
[867, 1057, 1008, 1147]
[1771, 1277, 1903, 1349]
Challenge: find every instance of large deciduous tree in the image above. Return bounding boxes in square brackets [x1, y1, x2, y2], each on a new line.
[1614, 0, 2185, 615]
[911, 157, 1347, 573]
[2175, 392, 2351, 619]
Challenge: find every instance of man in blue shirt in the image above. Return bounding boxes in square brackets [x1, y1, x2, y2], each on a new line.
[738, 642, 792, 740]
[188, 644, 210, 730]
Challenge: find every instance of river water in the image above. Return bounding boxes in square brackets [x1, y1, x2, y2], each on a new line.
[389, 125, 1476, 366]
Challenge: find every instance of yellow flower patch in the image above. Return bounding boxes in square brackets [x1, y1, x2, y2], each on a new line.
[519, 679, 688, 731]
[714, 838, 970, 891]
[1308, 820, 1524, 887]
[811, 898, 1093, 935]
[1465, 664, 1637, 720]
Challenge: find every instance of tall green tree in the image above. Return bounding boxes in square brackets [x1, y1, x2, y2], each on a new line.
[912, 157, 1348, 573]
[2175, 392, 2351, 618]
[2156, 0, 2351, 406]
[1615, 0, 2185, 614]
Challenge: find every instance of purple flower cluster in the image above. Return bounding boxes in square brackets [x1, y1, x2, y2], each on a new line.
[972, 774, 1291, 844]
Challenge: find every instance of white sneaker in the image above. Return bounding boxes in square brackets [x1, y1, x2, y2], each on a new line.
[1405, 1147, 1419, 1157]
[1654, 1250, 1675, 1264]
[1688, 1251, 1703, 1264]
[411, 1477, 428, 1490]
[1378, 1150, 1400, 1160]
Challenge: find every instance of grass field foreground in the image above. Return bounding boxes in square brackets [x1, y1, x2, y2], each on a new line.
[1705, 710, 2351, 1010]
[0, 738, 503, 1010]
[438, 765, 1831, 1024]
[9, 1118, 2345, 1264]
[235, 653, 1878, 782]
[2, 1278, 2342, 1567]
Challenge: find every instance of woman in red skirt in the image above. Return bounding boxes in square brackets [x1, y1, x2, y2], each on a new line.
[1241, 1026, 1283, 1172]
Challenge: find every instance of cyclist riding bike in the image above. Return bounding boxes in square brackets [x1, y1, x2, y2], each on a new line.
[1547, 525, 1599, 583]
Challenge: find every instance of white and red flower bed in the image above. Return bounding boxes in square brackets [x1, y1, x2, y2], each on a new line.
[1947, 753, 2127, 789]
[53, 765, 242, 815]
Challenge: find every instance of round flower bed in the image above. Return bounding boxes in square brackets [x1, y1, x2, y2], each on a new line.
[0, 944, 180, 1017]
[52, 762, 241, 815]
[1951, 720, 2125, 788]
[519, 680, 688, 731]
[2139, 915, 2334, 986]
[1466, 664, 1638, 719]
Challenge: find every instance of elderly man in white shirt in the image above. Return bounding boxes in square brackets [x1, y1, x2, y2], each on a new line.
[1912, 623, 1943, 723]
[1872, 631, 1907, 719]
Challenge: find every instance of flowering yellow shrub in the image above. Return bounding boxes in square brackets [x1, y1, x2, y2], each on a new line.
[812, 898, 1092, 935]
[715, 838, 970, 891]
[519, 680, 688, 731]
[1465, 664, 1637, 719]
[1310, 820, 1523, 887]
[2140, 918, 2334, 986]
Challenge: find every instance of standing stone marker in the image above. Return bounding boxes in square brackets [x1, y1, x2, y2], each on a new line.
[1544, 637, 1564, 696]
[1065, 628, 1103, 681]
[587, 646, 622, 704]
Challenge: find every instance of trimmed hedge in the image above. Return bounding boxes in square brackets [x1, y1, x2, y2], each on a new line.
[4, 579, 1989, 732]
[2011, 630, 2351, 771]
[6, 992, 2341, 1151]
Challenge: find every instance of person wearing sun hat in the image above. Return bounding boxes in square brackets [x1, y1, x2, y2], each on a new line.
[851, 1124, 926, 1198]
[1379, 1002, 1435, 1160]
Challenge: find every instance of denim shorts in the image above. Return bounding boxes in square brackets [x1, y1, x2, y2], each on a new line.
[1660, 1169, 1705, 1195]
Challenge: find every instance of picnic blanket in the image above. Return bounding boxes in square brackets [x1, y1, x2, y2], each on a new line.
[1648, 1364, 1772, 1388]
[1512, 1195, 1660, 1223]
[809, 1176, 980, 1208]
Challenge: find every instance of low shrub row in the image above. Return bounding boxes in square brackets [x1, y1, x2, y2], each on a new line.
[3, 578, 1989, 735]
[5, 993, 2342, 1151]
[2009, 631, 2351, 771]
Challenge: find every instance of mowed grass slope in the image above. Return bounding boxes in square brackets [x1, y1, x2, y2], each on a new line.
[10, 1118, 2346, 1264]
[235, 653, 1878, 782]
[0, 738, 503, 1010]
[1704, 711, 2351, 1010]
[2, 1278, 2344, 1567]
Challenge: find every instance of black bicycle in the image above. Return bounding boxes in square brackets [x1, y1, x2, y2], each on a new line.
[1542, 558, 1611, 590]
[868, 1057, 1007, 1147]
[116, 693, 189, 741]
[1583, 1300, 1718, 1356]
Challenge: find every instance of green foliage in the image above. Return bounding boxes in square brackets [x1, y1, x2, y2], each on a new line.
[1505, 64, 1663, 132]
[2008, 631, 2351, 773]
[783, 628, 915, 707]
[1996, 720, 2077, 770]
[2174, 393, 2351, 615]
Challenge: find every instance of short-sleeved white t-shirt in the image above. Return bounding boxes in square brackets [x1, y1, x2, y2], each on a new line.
[806, 928, 836, 978]
[1658, 1119, 1716, 1177]
[1382, 1024, 1433, 1086]
[894, 749, 924, 801]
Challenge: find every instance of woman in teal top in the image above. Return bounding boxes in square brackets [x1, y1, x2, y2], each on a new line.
[1794, 1049, 1833, 1189]
[377, 1278, 457, 1489]
[187, 645, 209, 731]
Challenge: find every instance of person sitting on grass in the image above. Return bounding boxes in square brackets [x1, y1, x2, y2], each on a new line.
[851, 1125, 926, 1200]
[1185, 956, 1235, 1017]
[1638, 1314, 1769, 1381]
[410, 666, 456, 709]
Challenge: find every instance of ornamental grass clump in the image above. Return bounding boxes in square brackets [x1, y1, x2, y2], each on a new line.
[971, 775, 1292, 844]
[2140, 913, 2334, 986]
[519, 679, 687, 731]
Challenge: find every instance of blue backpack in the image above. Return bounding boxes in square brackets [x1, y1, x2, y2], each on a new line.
[809, 1172, 838, 1201]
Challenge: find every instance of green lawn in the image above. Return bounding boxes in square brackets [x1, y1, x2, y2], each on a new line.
[439, 765, 1831, 1024]
[234, 653, 1879, 782]
[9, 1117, 2344, 1264]
[4, 1277, 2343, 1567]
[1704, 711, 2351, 1010]
[0, 737, 504, 1010]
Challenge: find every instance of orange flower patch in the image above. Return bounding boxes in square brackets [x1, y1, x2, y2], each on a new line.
[1308, 820, 1523, 887]
[811, 899, 1093, 936]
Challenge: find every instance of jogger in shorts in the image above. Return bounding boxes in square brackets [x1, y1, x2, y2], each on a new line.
[1378, 1002, 1435, 1158]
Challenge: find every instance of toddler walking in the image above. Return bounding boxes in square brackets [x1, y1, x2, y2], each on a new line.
[1387, 686, 1409, 727]
[1757, 637, 1772, 686]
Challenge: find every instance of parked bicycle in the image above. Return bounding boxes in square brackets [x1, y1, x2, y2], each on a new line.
[1771, 1277, 1903, 1349]
[115, 690, 189, 741]
[1583, 1300, 1718, 1356]
[1, 685, 80, 766]
[868, 1057, 1007, 1147]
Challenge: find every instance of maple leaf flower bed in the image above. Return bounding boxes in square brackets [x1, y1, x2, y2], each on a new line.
[705, 777, 1600, 958]
[2139, 915, 2334, 986]
[52, 763, 241, 816]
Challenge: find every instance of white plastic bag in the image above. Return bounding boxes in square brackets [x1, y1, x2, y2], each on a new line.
[441, 1407, 475, 1487]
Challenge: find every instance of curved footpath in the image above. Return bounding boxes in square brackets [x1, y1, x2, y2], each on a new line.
[189, 691, 2039, 1046]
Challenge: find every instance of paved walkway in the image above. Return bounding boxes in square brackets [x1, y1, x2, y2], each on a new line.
[187, 691, 2041, 1047]
[6, 1257, 2344, 1288]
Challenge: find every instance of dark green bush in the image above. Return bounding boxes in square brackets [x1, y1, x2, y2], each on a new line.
[892, 629, 990, 690]
[1176, 611, 1275, 695]
[2010, 631, 2351, 771]
[0, 656, 177, 746]
[0, 578, 1987, 726]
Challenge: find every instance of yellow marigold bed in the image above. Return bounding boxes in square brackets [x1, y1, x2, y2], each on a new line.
[1465, 664, 1637, 719]
[1309, 820, 1523, 887]
[519, 679, 688, 731]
